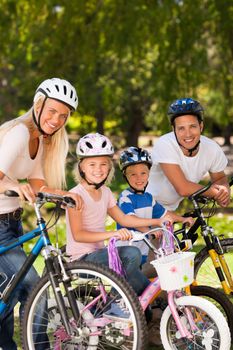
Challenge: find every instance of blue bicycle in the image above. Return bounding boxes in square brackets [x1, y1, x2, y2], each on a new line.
[0, 191, 147, 350]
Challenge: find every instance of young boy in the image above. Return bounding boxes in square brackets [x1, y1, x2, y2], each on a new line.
[117, 146, 194, 346]
[117, 146, 192, 270]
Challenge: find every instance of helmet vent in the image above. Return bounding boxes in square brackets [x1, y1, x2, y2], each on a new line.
[102, 140, 107, 148]
[86, 141, 93, 149]
[34, 78, 78, 110]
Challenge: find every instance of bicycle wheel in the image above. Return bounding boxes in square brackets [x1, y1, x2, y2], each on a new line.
[194, 238, 233, 292]
[190, 285, 233, 341]
[21, 260, 147, 350]
[160, 295, 231, 350]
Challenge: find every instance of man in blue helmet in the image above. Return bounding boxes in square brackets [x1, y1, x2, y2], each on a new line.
[147, 98, 230, 211]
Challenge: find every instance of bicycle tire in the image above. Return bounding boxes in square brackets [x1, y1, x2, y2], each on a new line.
[190, 284, 233, 342]
[194, 238, 233, 293]
[21, 260, 148, 350]
[160, 295, 231, 350]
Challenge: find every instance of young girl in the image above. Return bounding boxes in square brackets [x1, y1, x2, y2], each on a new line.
[66, 133, 191, 320]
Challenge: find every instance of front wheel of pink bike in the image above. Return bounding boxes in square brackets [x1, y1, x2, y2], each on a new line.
[21, 261, 148, 350]
[160, 295, 231, 350]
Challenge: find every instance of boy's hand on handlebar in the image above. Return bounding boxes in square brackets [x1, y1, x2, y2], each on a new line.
[114, 228, 133, 241]
[160, 213, 174, 225]
[181, 216, 194, 227]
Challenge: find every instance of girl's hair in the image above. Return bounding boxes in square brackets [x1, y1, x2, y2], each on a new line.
[0, 96, 69, 189]
[73, 157, 115, 185]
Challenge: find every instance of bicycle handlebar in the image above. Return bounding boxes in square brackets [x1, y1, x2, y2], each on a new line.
[188, 182, 212, 201]
[4, 190, 75, 208]
[188, 176, 233, 203]
[129, 226, 175, 257]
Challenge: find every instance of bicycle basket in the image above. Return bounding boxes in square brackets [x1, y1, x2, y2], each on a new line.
[151, 251, 196, 291]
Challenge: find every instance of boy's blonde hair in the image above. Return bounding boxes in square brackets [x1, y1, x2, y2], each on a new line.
[74, 157, 115, 185]
[0, 96, 69, 189]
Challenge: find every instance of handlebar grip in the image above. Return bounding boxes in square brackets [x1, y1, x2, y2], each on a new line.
[63, 196, 76, 207]
[188, 182, 212, 201]
[130, 232, 145, 242]
[4, 190, 19, 197]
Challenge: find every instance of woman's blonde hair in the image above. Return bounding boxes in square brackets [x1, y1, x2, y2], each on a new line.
[0, 96, 69, 189]
[74, 157, 115, 185]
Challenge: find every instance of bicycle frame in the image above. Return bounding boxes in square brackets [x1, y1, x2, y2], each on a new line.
[0, 193, 80, 336]
[112, 229, 200, 340]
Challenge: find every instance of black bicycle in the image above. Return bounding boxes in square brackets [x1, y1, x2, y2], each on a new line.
[174, 178, 233, 296]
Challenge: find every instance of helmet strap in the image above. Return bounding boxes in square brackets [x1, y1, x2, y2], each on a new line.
[79, 163, 108, 189]
[33, 96, 65, 136]
[123, 174, 147, 194]
[32, 97, 48, 136]
[174, 132, 200, 156]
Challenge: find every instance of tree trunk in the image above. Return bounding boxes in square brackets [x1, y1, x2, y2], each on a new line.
[125, 106, 143, 146]
[223, 125, 232, 146]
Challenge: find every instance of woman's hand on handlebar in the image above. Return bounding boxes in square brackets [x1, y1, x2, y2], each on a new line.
[13, 183, 36, 203]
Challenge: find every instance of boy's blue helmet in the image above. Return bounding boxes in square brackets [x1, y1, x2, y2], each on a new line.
[119, 147, 152, 172]
[168, 98, 204, 124]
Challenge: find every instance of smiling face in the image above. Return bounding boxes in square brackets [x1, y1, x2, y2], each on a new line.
[80, 156, 111, 185]
[125, 163, 150, 192]
[173, 115, 203, 154]
[36, 98, 70, 135]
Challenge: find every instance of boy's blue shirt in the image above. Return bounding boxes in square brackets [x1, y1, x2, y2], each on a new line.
[117, 187, 166, 261]
[117, 187, 166, 230]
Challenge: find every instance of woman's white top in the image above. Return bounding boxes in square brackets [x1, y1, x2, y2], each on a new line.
[0, 124, 44, 213]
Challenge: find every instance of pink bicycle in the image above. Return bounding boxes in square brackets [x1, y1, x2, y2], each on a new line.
[123, 226, 232, 349]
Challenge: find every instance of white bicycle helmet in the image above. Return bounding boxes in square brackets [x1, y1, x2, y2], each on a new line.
[34, 78, 78, 111]
[76, 133, 114, 158]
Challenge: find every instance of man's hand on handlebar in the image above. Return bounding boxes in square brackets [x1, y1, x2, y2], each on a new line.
[212, 183, 231, 208]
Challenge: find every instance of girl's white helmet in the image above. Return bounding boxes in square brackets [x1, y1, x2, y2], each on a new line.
[33, 78, 78, 110]
[76, 133, 114, 158]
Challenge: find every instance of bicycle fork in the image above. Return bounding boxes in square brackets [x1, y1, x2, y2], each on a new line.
[208, 249, 233, 293]
[168, 291, 198, 339]
[204, 233, 233, 294]
[44, 252, 80, 337]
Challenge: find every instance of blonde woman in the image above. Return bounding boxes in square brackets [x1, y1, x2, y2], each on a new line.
[0, 78, 82, 350]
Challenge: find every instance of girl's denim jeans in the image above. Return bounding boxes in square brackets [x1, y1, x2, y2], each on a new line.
[81, 245, 150, 296]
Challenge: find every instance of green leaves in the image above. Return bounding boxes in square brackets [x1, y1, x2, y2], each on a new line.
[0, 0, 232, 144]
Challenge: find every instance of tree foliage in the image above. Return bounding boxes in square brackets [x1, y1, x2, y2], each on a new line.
[0, 0, 232, 145]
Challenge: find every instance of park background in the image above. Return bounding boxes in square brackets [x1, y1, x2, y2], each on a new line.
[0, 1, 233, 349]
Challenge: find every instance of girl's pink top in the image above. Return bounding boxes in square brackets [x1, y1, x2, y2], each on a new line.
[66, 183, 116, 261]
